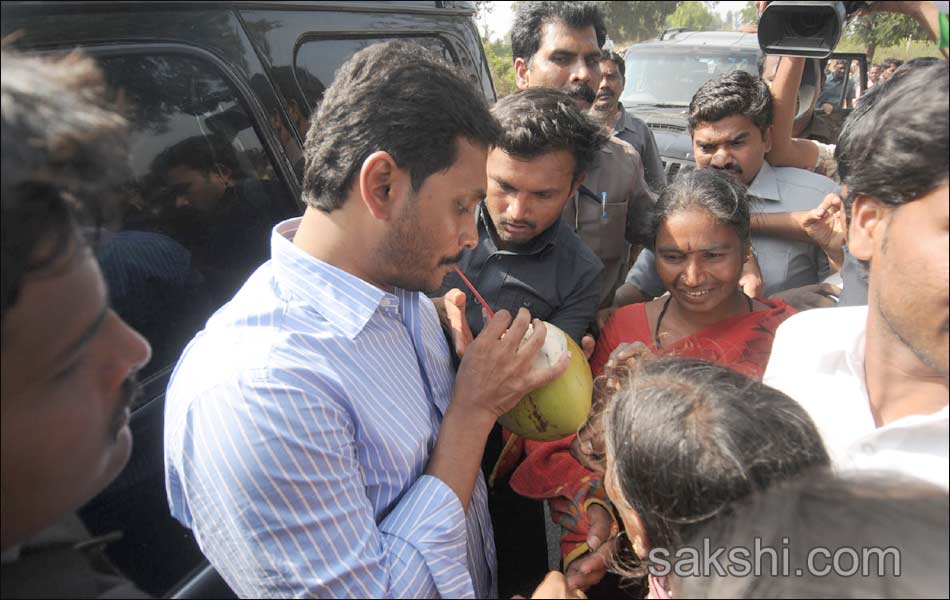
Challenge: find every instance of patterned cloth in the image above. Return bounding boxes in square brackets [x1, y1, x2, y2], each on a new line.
[164, 218, 496, 598]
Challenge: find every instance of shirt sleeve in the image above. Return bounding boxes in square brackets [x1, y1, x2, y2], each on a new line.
[625, 248, 667, 298]
[639, 124, 668, 192]
[623, 149, 658, 247]
[167, 371, 474, 599]
[551, 256, 604, 345]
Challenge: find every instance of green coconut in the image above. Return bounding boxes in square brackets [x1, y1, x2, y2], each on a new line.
[498, 322, 593, 441]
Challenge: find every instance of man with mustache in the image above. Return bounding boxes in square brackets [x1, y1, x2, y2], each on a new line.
[616, 70, 840, 307]
[1, 49, 152, 595]
[591, 51, 667, 193]
[765, 61, 949, 490]
[511, 1, 656, 308]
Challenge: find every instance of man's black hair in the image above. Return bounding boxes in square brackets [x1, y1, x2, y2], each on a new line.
[491, 88, 608, 182]
[301, 40, 500, 211]
[511, 1, 607, 63]
[688, 70, 773, 136]
[836, 60, 949, 209]
[1, 50, 129, 325]
[600, 50, 625, 78]
[150, 135, 240, 179]
[880, 57, 904, 70]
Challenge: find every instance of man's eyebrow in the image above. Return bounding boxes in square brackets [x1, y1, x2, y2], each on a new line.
[491, 175, 515, 189]
[731, 132, 750, 143]
[52, 303, 109, 364]
[657, 243, 733, 253]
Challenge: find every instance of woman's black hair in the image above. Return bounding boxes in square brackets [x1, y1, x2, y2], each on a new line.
[644, 168, 753, 252]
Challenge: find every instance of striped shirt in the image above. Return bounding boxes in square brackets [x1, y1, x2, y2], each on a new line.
[164, 218, 497, 598]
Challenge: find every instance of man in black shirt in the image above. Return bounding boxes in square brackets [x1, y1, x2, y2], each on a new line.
[436, 88, 606, 346]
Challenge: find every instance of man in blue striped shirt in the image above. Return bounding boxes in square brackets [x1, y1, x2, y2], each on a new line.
[164, 41, 570, 598]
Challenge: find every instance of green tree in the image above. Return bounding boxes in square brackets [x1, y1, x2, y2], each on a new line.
[482, 34, 518, 98]
[665, 1, 722, 32]
[595, 1, 682, 44]
[844, 12, 928, 62]
[739, 1, 758, 26]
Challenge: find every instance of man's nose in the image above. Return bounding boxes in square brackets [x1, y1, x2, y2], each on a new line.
[710, 147, 732, 168]
[508, 194, 531, 221]
[460, 211, 478, 250]
[569, 58, 591, 84]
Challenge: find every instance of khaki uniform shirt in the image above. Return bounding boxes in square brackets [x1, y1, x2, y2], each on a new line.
[562, 135, 656, 307]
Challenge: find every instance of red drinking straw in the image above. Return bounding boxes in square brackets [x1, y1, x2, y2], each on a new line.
[452, 265, 495, 318]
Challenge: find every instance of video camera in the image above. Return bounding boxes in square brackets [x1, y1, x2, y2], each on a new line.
[758, 1, 870, 58]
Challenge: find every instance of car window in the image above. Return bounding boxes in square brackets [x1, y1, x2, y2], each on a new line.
[291, 36, 455, 134]
[94, 53, 299, 380]
[622, 49, 759, 107]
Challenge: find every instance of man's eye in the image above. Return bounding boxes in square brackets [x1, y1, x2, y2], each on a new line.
[705, 252, 726, 260]
[730, 140, 745, 147]
[699, 145, 715, 153]
[661, 254, 684, 262]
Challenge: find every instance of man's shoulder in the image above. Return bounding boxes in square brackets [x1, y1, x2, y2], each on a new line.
[771, 163, 839, 195]
[554, 219, 604, 272]
[766, 305, 868, 382]
[604, 134, 641, 160]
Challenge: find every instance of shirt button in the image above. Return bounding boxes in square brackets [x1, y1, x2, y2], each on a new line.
[861, 443, 875, 454]
[522, 299, 532, 308]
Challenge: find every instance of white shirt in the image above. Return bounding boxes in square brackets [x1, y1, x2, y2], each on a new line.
[764, 305, 949, 490]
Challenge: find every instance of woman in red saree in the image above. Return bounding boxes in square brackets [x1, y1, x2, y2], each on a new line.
[508, 169, 797, 588]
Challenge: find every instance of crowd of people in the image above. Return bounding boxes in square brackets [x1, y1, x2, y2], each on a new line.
[2, 0, 948, 598]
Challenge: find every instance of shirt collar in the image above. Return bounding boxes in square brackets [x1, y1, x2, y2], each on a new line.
[747, 160, 781, 203]
[270, 217, 393, 340]
[613, 105, 634, 136]
[477, 202, 560, 256]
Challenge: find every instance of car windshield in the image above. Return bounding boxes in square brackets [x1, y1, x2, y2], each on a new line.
[621, 48, 760, 107]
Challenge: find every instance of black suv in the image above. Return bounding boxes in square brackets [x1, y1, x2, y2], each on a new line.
[621, 29, 865, 179]
[1, 2, 494, 595]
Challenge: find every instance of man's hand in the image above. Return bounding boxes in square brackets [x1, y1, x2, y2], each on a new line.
[795, 193, 846, 271]
[453, 308, 570, 420]
[524, 571, 586, 599]
[739, 253, 765, 299]
[571, 342, 651, 473]
[564, 505, 617, 591]
[772, 283, 841, 311]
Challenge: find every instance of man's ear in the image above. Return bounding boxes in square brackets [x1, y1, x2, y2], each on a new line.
[848, 195, 890, 262]
[569, 173, 587, 199]
[358, 151, 408, 221]
[762, 125, 774, 154]
[514, 57, 530, 90]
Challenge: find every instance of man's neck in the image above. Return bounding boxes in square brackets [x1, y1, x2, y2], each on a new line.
[864, 303, 950, 427]
[292, 206, 395, 292]
[591, 102, 622, 131]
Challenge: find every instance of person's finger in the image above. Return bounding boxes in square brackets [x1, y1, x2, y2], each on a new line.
[581, 335, 596, 361]
[565, 552, 607, 590]
[521, 350, 570, 391]
[586, 504, 613, 551]
[479, 308, 514, 341]
[816, 283, 843, 298]
[504, 308, 535, 352]
[444, 290, 473, 357]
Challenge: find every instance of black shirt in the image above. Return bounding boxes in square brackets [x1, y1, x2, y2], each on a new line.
[436, 203, 603, 344]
